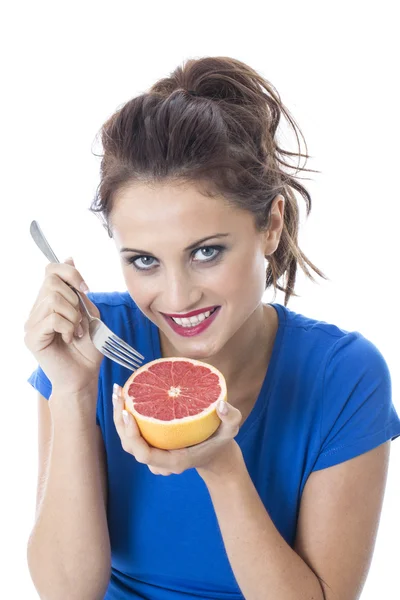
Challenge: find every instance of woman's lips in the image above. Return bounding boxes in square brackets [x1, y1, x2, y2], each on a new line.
[162, 306, 221, 337]
[162, 305, 218, 318]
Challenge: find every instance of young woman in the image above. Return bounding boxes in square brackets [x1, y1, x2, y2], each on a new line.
[25, 56, 400, 600]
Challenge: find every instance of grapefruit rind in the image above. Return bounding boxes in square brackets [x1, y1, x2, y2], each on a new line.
[122, 357, 227, 450]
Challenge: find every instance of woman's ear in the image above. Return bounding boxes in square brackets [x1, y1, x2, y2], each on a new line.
[264, 194, 285, 256]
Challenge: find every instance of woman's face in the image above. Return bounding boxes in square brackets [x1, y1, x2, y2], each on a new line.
[110, 183, 283, 360]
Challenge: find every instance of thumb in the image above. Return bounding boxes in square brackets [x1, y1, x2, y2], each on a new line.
[63, 256, 91, 296]
[217, 400, 241, 431]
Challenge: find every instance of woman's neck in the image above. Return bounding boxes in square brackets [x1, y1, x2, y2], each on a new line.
[160, 303, 278, 392]
[214, 303, 277, 391]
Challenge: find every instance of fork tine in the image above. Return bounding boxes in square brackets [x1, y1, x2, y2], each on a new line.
[105, 338, 143, 368]
[104, 340, 143, 369]
[102, 347, 141, 372]
[109, 334, 145, 360]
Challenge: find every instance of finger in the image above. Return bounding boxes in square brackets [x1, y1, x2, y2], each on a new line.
[28, 272, 81, 318]
[76, 286, 101, 320]
[25, 289, 83, 335]
[59, 262, 100, 320]
[112, 384, 185, 470]
[189, 401, 241, 451]
[45, 260, 90, 295]
[215, 401, 241, 439]
[148, 466, 173, 476]
[112, 384, 153, 463]
[25, 310, 81, 351]
[30, 260, 99, 323]
[121, 410, 156, 464]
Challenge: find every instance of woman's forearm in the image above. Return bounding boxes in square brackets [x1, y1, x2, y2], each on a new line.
[199, 450, 324, 600]
[27, 388, 111, 600]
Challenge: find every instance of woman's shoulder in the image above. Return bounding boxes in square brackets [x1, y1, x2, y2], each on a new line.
[274, 302, 364, 347]
[269, 305, 396, 458]
[273, 303, 350, 339]
[272, 302, 388, 374]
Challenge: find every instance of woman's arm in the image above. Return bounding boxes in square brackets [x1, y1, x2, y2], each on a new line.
[198, 441, 390, 600]
[27, 389, 111, 600]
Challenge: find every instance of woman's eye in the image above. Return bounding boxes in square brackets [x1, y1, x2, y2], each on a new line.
[192, 246, 223, 262]
[129, 256, 158, 270]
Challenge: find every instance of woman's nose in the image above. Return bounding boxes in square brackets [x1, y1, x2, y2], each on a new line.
[162, 271, 202, 313]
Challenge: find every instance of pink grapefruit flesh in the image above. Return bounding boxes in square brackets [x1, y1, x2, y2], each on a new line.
[122, 357, 227, 450]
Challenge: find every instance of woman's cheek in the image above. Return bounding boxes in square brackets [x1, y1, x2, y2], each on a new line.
[123, 269, 152, 306]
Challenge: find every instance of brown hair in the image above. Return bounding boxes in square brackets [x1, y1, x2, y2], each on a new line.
[90, 56, 326, 305]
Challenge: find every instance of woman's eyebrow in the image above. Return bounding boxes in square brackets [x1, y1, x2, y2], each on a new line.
[120, 233, 230, 254]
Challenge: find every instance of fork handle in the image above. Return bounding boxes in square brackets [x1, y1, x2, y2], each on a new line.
[30, 220, 60, 263]
[30, 220, 92, 321]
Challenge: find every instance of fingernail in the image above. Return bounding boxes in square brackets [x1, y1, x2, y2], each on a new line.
[218, 400, 228, 415]
[80, 281, 89, 293]
[113, 383, 120, 396]
[112, 393, 118, 407]
[77, 324, 84, 337]
[122, 410, 130, 425]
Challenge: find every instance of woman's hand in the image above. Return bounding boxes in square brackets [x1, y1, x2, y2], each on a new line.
[24, 258, 104, 394]
[112, 384, 243, 477]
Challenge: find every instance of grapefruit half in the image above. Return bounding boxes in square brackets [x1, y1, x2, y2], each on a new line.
[122, 357, 227, 450]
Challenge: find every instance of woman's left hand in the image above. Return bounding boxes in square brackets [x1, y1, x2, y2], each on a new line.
[112, 383, 243, 478]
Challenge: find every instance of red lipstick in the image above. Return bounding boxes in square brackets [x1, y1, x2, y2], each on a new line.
[161, 306, 221, 337]
[162, 306, 218, 318]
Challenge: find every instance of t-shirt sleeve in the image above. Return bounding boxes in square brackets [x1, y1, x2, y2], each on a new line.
[28, 364, 102, 427]
[27, 365, 53, 400]
[312, 332, 400, 471]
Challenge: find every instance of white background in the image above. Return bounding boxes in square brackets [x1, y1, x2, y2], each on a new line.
[1, 0, 399, 597]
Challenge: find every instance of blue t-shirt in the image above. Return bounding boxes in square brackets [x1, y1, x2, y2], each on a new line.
[28, 291, 400, 600]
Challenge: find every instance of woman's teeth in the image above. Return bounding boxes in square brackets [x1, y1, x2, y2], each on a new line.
[171, 309, 215, 328]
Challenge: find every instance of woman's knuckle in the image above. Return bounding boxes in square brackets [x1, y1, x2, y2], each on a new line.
[44, 263, 54, 276]
[47, 290, 61, 306]
[44, 272, 58, 289]
[158, 469, 170, 476]
[171, 457, 183, 473]
[135, 450, 149, 464]
[49, 312, 58, 327]
[71, 293, 80, 308]
[121, 439, 129, 453]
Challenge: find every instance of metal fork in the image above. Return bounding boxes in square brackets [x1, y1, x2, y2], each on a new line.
[30, 220, 144, 372]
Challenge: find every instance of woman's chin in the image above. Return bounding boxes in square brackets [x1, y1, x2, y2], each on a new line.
[162, 332, 221, 361]
[185, 346, 218, 361]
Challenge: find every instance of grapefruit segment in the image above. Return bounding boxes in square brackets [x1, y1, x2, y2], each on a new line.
[122, 357, 227, 450]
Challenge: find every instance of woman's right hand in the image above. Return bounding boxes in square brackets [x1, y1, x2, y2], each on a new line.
[24, 258, 104, 394]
